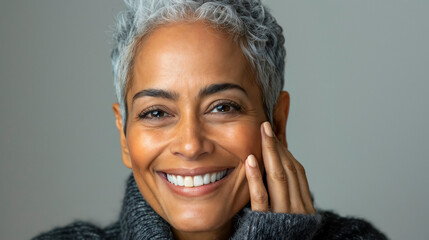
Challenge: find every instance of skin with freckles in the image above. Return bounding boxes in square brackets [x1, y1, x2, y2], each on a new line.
[112, 21, 315, 240]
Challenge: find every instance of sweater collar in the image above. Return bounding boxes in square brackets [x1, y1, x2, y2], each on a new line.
[119, 174, 173, 240]
[119, 173, 252, 240]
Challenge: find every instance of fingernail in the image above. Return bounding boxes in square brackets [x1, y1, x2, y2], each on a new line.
[263, 122, 273, 137]
[247, 154, 257, 167]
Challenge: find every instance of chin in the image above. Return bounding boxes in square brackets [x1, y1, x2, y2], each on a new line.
[163, 192, 250, 234]
[168, 208, 232, 233]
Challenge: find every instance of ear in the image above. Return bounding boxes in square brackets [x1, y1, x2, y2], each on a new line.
[112, 103, 132, 169]
[273, 91, 290, 148]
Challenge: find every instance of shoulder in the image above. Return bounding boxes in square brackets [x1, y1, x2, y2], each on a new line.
[32, 221, 120, 240]
[314, 210, 388, 240]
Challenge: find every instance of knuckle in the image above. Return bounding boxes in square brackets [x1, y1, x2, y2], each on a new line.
[285, 162, 297, 175]
[265, 141, 277, 153]
[252, 190, 268, 204]
[269, 170, 288, 182]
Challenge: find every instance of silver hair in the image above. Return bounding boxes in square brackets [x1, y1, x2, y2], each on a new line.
[111, 0, 285, 134]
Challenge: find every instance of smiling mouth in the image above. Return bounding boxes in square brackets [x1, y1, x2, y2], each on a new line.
[159, 168, 233, 188]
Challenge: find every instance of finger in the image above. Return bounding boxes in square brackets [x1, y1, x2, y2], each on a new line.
[245, 154, 269, 212]
[264, 123, 306, 214]
[261, 122, 290, 212]
[274, 141, 308, 214]
[284, 150, 316, 214]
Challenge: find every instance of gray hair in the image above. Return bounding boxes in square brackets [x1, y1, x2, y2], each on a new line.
[111, 0, 285, 134]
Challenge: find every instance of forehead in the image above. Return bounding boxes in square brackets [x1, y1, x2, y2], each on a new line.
[129, 21, 257, 98]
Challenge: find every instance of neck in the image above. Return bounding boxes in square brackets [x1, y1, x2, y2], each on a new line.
[172, 219, 233, 240]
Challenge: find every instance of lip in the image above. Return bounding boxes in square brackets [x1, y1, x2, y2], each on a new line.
[157, 168, 235, 197]
[161, 167, 232, 176]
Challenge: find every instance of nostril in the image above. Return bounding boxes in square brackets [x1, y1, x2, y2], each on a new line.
[169, 122, 214, 160]
[173, 149, 208, 161]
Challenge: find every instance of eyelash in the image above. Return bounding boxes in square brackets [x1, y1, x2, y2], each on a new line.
[207, 99, 243, 114]
[137, 100, 243, 120]
[137, 106, 170, 120]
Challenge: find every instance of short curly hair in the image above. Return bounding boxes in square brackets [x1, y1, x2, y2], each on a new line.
[111, 0, 286, 133]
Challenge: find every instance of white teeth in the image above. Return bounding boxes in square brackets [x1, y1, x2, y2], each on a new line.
[166, 170, 228, 187]
[193, 175, 203, 187]
[171, 175, 177, 185]
[203, 173, 210, 184]
[217, 170, 227, 181]
[184, 176, 193, 187]
[210, 173, 217, 183]
[177, 175, 184, 186]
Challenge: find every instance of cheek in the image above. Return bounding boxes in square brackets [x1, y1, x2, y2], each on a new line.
[126, 127, 169, 170]
[209, 121, 262, 161]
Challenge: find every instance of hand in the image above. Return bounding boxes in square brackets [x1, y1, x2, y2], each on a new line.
[245, 122, 316, 214]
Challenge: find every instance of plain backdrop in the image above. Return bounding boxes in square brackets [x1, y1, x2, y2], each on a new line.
[1, 0, 428, 239]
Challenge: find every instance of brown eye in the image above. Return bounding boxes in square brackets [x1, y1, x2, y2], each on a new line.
[212, 104, 232, 113]
[138, 109, 170, 119]
[209, 100, 242, 114]
[147, 110, 168, 118]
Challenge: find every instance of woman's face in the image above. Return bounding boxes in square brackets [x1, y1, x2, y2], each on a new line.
[115, 21, 266, 234]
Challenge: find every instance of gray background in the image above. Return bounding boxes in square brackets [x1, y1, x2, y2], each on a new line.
[1, 0, 428, 239]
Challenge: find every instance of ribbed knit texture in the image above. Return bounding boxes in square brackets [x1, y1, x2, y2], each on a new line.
[231, 209, 320, 239]
[118, 175, 173, 240]
[33, 174, 388, 240]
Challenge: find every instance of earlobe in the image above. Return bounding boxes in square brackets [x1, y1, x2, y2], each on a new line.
[112, 103, 132, 169]
[273, 91, 290, 148]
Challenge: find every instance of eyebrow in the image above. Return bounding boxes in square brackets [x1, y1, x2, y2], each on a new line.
[132, 83, 247, 103]
[198, 83, 247, 97]
[132, 89, 179, 102]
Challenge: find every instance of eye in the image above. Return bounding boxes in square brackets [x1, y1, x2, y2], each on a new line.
[138, 107, 171, 120]
[212, 104, 232, 113]
[209, 100, 242, 114]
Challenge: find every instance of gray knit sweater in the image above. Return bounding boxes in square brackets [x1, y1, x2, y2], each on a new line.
[33, 174, 387, 240]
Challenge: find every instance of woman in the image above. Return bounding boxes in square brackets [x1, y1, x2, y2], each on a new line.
[34, 0, 387, 239]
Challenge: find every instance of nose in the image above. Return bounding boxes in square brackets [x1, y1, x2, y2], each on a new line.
[169, 114, 214, 160]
